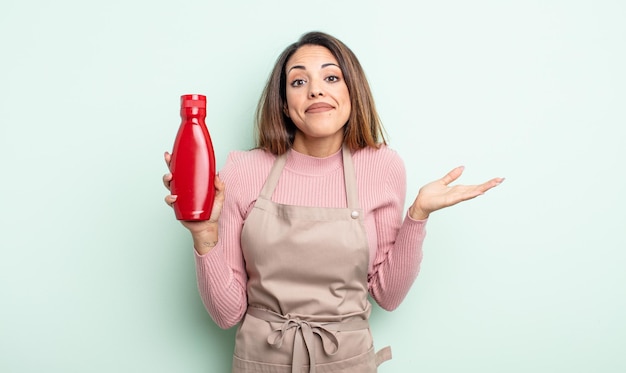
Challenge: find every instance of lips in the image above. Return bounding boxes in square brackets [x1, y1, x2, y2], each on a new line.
[306, 102, 334, 113]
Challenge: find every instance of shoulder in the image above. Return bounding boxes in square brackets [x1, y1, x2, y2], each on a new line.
[353, 145, 407, 199]
[220, 148, 276, 187]
[225, 148, 276, 166]
[352, 144, 405, 172]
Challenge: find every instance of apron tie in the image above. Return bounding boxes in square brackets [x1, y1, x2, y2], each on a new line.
[247, 307, 369, 373]
[267, 317, 338, 373]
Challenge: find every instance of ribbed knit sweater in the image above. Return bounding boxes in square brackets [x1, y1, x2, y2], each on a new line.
[194, 145, 427, 329]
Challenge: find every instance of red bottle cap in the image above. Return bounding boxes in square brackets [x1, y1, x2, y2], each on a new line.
[181, 94, 206, 109]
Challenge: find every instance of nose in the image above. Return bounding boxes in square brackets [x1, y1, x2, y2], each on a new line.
[308, 80, 324, 98]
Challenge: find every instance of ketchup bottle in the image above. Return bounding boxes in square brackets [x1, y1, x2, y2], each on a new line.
[170, 94, 216, 221]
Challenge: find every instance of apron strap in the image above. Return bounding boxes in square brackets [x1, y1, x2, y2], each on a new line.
[375, 346, 393, 367]
[259, 152, 287, 200]
[341, 146, 360, 210]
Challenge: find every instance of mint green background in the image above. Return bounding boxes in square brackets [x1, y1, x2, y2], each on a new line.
[1, 1, 625, 372]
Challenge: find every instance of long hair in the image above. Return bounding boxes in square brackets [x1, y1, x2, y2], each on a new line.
[255, 31, 387, 155]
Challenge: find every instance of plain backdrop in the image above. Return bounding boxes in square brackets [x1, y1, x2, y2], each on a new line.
[1, 0, 625, 372]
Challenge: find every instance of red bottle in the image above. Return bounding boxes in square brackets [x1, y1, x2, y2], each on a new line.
[170, 94, 216, 221]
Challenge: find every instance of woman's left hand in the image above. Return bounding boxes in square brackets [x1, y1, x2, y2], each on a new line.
[408, 166, 504, 220]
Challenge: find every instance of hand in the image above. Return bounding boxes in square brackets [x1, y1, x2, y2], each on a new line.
[162, 152, 225, 235]
[409, 166, 504, 220]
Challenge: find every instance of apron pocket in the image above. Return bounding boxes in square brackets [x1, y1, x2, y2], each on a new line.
[232, 347, 378, 373]
[314, 346, 378, 373]
[232, 355, 291, 373]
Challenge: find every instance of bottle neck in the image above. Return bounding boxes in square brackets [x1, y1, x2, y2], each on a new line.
[181, 108, 206, 122]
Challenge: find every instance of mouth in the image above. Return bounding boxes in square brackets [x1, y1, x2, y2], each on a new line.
[306, 102, 334, 113]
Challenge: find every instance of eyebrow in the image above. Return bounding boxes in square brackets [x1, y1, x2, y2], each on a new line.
[287, 63, 340, 73]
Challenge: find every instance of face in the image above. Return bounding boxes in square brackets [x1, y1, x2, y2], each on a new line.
[284, 45, 351, 154]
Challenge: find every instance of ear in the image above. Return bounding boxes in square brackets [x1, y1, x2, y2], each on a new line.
[283, 104, 290, 118]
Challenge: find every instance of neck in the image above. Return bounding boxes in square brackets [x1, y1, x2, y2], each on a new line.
[292, 132, 344, 158]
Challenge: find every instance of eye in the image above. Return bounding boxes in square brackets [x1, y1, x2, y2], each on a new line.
[290, 79, 306, 87]
[326, 75, 340, 83]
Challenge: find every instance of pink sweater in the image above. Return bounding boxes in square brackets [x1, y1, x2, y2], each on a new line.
[194, 145, 427, 329]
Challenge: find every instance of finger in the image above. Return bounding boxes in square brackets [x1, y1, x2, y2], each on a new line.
[209, 176, 225, 222]
[477, 177, 505, 194]
[164, 151, 171, 168]
[214, 174, 225, 191]
[162, 173, 173, 190]
[164, 194, 177, 207]
[452, 177, 504, 202]
[440, 166, 465, 186]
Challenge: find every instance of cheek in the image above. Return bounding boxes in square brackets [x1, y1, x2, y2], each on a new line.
[340, 87, 351, 105]
[287, 107, 298, 121]
[286, 93, 306, 119]
[285, 104, 301, 124]
[285, 91, 298, 112]
[340, 90, 352, 115]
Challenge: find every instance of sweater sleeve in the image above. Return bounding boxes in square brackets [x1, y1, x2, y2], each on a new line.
[368, 152, 427, 310]
[193, 153, 249, 329]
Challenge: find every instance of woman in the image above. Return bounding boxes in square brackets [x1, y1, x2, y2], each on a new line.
[163, 31, 503, 372]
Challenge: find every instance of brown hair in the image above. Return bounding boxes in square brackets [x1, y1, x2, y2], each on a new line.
[255, 31, 387, 155]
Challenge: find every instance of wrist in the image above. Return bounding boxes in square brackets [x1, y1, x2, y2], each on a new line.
[190, 225, 219, 255]
[408, 205, 429, 221]
[193, 236, 219, 255]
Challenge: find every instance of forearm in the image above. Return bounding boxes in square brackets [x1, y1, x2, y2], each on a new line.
[192, 215, 248, 328]
[191, 223, 219, 255]
[195, 246, 247, 328]
[369, 214, 427, 310]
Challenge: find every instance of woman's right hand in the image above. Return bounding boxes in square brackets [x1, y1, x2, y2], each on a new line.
[163, 152, 226, 253]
